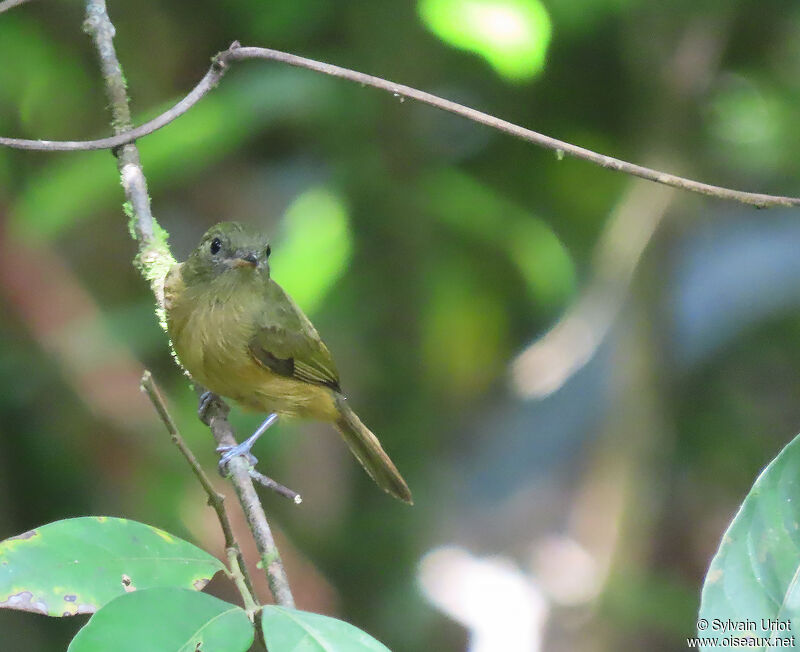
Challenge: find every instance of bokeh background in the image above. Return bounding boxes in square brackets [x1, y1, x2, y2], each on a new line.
[2, 0, 800, 650]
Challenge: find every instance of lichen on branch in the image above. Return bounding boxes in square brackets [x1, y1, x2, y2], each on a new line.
[81, 0, 295, 610]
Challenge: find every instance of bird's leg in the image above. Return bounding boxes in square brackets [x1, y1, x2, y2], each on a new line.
[217, 412, 279, 472]
[216, 414, 302, 503]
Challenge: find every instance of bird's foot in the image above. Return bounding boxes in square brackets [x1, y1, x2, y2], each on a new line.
[198, 391, 228, 425]
[216, 443, 259, 468]
[217, 412, 279, 474]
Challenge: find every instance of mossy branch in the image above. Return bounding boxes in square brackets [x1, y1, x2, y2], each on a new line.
[82, 0, 294, 610]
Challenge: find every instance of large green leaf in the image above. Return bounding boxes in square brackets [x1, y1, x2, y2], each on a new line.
[68, 587, 253, 652]
[261, 606, 391, 651]
[0, 517, 223, 617]
[698, 433, 800, 650]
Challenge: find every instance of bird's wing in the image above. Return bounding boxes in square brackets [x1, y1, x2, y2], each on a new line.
[247, 280, 341, 391]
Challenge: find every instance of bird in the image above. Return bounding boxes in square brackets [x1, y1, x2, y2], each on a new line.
[163, 221, 412, 504]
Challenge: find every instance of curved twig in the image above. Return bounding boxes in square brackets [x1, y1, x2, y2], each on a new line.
[0, 59, 225, 152]
[0, 42, 798, 209]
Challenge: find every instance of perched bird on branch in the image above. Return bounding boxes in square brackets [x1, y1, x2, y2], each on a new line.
[164, 221, 412, 504]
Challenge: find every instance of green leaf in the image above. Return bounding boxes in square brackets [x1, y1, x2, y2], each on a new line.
[261, 606, 391, 651]
[698, 432, 800, 649]
[68, 588, 253, 652]
[0, 517, 224, 617]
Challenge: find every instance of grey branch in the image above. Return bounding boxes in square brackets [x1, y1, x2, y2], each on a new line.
[198, 392, 296, 608]
[82, 1, 294, 609]
[82, 0, 154, 245]
[0, 42, 798, 209]
[249, 468, 303, 504]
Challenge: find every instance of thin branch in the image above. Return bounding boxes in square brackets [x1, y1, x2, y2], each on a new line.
[140, 372, 234, 545]
[82, 0, 295, 609]
[1, 42, 798, 209]
[249, 469, 303, 504]
[140, 370, 258, 614]
[225, 46, 798, 209]
[198, 391, 296, 608]
[0, 58, 225, 153]
[227, 548, 260, 619]
[82, 0, 155, 245]
[0, 0, 34, 14]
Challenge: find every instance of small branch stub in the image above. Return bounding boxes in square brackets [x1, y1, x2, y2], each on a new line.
[248, 469, 303, 504]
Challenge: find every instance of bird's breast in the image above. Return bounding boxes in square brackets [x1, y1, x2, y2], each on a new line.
[164, 270, 337, 420]
[166, 272, 259, 398]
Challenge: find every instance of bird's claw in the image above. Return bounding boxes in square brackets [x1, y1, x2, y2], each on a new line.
[215, 412, 279, 475]
[198, 391, 228, 425]
[217, 443, 259, 472]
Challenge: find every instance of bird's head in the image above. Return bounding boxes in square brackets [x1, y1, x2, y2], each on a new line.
[182, 221, 271, 286]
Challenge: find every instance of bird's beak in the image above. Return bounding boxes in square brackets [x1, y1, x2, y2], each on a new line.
[232, 253, 259, 269]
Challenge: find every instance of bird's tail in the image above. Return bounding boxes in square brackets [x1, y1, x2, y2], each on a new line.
[333, 396, 413, 504]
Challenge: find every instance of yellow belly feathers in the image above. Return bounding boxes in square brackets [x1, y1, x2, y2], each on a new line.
[164, 263, 338, 420]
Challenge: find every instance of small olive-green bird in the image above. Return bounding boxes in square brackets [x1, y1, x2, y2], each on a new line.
[164, 222, 412, 504]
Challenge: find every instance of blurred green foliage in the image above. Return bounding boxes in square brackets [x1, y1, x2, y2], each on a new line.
[270, 186, 352, 312]
[418, 0, 552, 80]
[0, 0, 799, 651]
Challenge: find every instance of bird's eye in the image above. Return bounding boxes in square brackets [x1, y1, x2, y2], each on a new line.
[265, 245, 271, 258]
[210, 237, 222, 255]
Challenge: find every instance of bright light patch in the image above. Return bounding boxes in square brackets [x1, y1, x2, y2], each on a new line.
[268, 187, 352, 314]
[468, 5, 529, 45]
[418, 0, 552, 81]
[419, 546, 549, 652]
